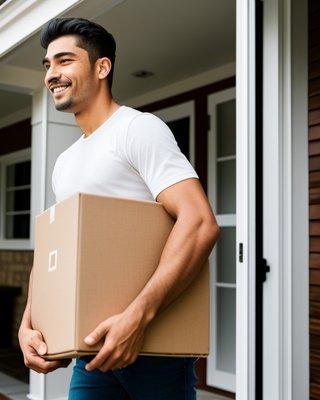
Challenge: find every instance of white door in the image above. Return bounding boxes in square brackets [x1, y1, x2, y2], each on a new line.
[207, 88, 236, 392]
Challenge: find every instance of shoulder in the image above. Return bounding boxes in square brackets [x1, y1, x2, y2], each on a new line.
[116, 106, 173, 146]
[120, 106, 165, 128]
[54, 139, 80, 162]
[129, 110, 167, 129]
[125, 109, 172, 142]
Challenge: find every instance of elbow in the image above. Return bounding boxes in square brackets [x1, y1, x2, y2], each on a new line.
[209, 221, 220, 244]
[200, 217, 220, 248]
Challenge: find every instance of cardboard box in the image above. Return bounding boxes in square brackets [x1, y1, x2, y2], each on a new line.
[31, 192, 209, 360]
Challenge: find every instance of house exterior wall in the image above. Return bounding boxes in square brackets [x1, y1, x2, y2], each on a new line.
[309, 1, 320, 399]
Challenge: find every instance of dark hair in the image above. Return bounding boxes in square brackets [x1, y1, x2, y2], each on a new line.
[40, 17, 116, 90]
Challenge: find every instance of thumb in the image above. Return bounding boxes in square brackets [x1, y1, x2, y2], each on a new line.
[84, 321, 109, 345]
[31, 331, 47, 355]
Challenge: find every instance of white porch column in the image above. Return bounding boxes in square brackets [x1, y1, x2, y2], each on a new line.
[29, 86, 81, 400]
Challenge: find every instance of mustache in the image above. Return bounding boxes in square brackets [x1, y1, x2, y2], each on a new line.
[48, 79, 71, 86]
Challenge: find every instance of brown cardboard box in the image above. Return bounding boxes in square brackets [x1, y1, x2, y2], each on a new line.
[31, 192, 209, 360]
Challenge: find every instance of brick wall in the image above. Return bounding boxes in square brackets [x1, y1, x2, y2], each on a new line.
[0, 250, 33, 347]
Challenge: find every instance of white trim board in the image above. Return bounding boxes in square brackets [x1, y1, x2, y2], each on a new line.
[0, 0, 125, 58]
[0, 0, 83, 57]
[262, 0, 309, 399]
[235, 0, 257, 399]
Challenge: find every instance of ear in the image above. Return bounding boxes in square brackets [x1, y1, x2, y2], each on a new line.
[97, 57, 111, 80]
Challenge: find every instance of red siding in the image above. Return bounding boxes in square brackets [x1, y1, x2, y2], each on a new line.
[0, 119, 31, 156]
[309, 1, 320, 399]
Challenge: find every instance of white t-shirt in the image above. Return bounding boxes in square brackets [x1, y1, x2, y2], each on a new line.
[52, 105, 199, 203]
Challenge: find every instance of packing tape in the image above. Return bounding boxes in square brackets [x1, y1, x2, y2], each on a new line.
[49, 205, 55, 223]
[48, 249, 57, 272]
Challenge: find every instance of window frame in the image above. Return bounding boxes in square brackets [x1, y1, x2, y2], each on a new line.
[0, 147, 32, 250]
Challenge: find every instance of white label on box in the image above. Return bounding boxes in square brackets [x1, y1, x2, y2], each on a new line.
[49, 205, 55, 223]
[48, 250, 57, 272]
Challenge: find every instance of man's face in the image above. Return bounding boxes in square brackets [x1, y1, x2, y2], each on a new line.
[43, 35, 98, 113]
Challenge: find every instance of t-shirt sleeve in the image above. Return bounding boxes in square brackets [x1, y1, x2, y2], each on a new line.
[123, 112, 199, 200]
[51, 165, 57, 197]
[51, 155, 60, 200]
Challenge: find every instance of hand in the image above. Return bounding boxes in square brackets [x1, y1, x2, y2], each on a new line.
[18, 326, 72, 374]
[83, 308, 147, 372]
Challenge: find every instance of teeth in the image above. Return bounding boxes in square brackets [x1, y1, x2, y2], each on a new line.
[53, 86, 69, 93]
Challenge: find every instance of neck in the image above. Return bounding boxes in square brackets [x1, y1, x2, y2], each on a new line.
[74, 89, 120, 137]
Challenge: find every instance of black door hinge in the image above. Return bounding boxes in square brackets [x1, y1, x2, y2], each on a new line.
[239, 242, 244, 263]
[261, 258, 270, 282]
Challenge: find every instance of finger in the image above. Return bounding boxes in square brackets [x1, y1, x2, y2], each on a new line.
[55, 358, 72, 368]
[85, 342, 114, 371]
[27, 347, 70, 368]
[35, 352, 72, 368]
[100, 357, 120, 372]
[102, 336, 143, 372]
[26, 354, 63, 373]
[110, 358, 127, 371]
[84, 321, 109, 346]
[99, 350, 125, 372]
[28, 331, 47, 356]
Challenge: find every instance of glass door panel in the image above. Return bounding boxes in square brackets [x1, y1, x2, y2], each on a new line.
[216, 287, 236, 374]
[207, 88, 236, 392]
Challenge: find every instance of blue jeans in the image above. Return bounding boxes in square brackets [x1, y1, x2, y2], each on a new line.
[68, 354, 199, 399]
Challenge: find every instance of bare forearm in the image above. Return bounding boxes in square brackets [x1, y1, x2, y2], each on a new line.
[20, 267, 33, 330]
[127, 217, 219, 324]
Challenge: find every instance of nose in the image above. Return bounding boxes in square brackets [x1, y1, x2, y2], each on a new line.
[45, 65, 62, 88]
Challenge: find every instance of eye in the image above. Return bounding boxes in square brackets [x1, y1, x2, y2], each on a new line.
[60, 59, 72, 64]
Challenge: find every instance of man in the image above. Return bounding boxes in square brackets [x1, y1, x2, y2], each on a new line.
[18, 17, 220, 399]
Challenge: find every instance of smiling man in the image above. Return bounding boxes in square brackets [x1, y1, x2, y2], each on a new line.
[18, 17, 220, 400]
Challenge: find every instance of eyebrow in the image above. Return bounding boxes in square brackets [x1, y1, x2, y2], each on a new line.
[42, 52, 77, 66]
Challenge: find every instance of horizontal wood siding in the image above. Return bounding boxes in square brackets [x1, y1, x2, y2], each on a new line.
[0, 119, 31, 156]
[310, 1, 320, 398]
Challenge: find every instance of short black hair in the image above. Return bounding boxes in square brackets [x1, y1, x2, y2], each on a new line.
[40, 17, 116, 90]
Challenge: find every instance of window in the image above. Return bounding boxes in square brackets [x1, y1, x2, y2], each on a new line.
[0, 148, 31, 249]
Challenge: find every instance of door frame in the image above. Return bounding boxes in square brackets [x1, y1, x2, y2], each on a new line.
[236, 0, 257, 399]
[262, 0, 309, 399]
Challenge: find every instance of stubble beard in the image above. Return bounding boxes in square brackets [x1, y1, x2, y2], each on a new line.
[55, 97, 74, 111]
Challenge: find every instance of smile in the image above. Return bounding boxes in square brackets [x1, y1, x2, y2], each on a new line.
[51, 85, 71, 96]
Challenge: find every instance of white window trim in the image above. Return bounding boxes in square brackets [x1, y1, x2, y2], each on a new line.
[0, 147, 32, 250]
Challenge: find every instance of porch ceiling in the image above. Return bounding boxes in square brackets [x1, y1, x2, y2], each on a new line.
[0, 0, 235, 107]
